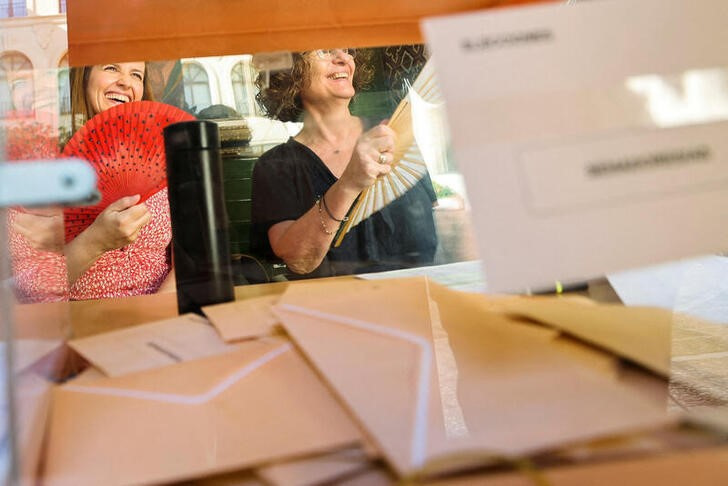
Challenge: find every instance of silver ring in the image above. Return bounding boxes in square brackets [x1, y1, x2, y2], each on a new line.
[378, 153, 387, 165]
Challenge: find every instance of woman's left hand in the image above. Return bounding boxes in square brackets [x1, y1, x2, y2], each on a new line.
[339, 123, 396, 193]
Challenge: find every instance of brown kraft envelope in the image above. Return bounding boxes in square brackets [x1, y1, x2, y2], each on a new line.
[255, 446, 372, 486]
[274, 277, 673, 478]
[203, 294, 281, 342]
[492, 295, 672, 376]
[43, 336, 363, 485]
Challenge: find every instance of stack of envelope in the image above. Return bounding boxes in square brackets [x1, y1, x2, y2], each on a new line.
[274, 278, 674, 479]
[42, 276, 709, 485]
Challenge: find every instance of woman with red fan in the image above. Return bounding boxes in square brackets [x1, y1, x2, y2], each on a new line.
[9, 62, 186, 302]
[251, 49, 437, 279]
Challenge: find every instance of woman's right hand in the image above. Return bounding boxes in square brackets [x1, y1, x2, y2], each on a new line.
[86, 195, 152, 252]
[339, 124, 396, 193]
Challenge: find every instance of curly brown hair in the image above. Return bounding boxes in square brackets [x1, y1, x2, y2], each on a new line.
[255, 50, 374, 122]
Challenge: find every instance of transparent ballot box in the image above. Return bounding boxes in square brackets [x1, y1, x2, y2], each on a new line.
[1, 0, 727, 485]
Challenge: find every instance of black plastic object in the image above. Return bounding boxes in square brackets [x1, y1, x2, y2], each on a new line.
[164, 120, 234, 314]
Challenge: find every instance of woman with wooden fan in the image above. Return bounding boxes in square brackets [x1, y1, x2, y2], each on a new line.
[252, 48, 438, 279]
[9, 62, 179, 302]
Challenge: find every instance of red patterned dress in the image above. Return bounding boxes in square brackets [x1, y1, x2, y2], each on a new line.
[9, 189, 172, 303]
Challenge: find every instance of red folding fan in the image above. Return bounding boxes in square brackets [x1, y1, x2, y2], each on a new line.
[62, 101, 195, 242]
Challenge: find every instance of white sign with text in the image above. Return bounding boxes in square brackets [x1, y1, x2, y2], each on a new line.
[423, 0, 728, 292]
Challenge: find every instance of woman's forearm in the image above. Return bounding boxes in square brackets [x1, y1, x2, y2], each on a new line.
[64, 229, 107, 286]
[269, 181, 359, 274]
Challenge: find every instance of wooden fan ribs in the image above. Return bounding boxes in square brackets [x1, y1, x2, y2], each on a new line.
[334, 59, 440, 247]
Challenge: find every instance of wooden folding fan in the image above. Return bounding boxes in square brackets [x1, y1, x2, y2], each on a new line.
[334, 58, 445, 247]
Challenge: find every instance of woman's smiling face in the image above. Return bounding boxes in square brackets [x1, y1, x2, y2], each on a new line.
[85, 62, 145, 116]
[300, 49, 356, 106]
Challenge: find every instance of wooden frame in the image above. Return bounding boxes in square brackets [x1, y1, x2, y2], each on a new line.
[66, 0, 552, 66]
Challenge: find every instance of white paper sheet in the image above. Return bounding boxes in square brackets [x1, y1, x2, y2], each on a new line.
[357, 260, 486, 293]
[422, 0, 728, 293]
[608, 255, 728, 324]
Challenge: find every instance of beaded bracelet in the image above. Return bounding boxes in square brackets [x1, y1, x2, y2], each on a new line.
[321, 193, 349, 223]
[316, 197, 334, 235]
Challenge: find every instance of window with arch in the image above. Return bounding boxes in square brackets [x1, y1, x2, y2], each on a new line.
[0, 52, 34, 118]
[0, 0, 27, 18]
[58, 54, 71, 116]
[182, 62, 212, 113]
[231, 60, 259, 116]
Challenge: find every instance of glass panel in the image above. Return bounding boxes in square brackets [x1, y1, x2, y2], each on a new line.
[1, 45, 477, 296]
[57, 56, 70, 139]
[171, 47, 476, 286]
[182, 62, 212, 112]
[231, 58, 258, 116]
[1, 7, 71, 486]
[0, 53, 33, 118]
[2, 3, 727, 486]
[0, 0, 27, 19]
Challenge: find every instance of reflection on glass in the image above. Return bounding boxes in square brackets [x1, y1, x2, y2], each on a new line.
[177, 46, 476, 285]
[231, 58, 259, 116]
[182, 61, 212, 113]
[626, 67, 728, 127]
[0, 0, 27, 19]
[1, 9, 72, 484]
[1, 40, 477, 300]
[0, 53, 33, 118]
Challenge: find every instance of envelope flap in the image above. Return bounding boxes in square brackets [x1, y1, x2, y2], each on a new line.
[68, 313, 237, 377]
[495, 297, 672, 376]
[278, 278, 672, 478]
[46, 334, 362, 486]
[278, 277, 434, 339]
[202, 294, 280, 342]
[425, 283, 673, 460]
[275, 305, 426, 477]
[9, 339, 65, 374]
[61, 337, 287, 398]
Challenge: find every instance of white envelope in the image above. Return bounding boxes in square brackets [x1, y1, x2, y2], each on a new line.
[422, 0, 728, 292]
[68, 313, 238, 377]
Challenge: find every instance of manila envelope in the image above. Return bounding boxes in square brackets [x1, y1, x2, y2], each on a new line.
[203, 295, 281, 342]
[68, 313, 237, 377]
[13, 300, 79, 381]
[274, 277, 672, 478]
[16, 372, 54, 486]
[492, 296, 672, 376]
[44, 336, 363, 486]
[255, 446, 372, 486]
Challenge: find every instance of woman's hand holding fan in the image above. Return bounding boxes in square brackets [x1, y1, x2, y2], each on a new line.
[79, 194, 152, 252]
[334, 59, 443, 247]
[62, 100, 195, 243]
[338, 124, 395, 193]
